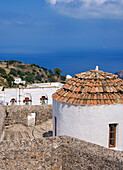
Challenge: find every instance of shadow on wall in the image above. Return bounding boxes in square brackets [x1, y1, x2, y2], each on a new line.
[43, 131, 53, 137]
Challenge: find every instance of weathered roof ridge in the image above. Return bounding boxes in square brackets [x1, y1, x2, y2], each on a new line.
[75, 70, 118, 80]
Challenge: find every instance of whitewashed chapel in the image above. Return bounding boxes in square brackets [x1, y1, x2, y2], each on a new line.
[52, 68, 123, 150]
[4, 82, 63, 105]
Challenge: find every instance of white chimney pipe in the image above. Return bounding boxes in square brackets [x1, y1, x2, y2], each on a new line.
[95, 66, 99, 71]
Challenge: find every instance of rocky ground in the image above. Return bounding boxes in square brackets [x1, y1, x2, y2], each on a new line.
[3, 119, 53, 141]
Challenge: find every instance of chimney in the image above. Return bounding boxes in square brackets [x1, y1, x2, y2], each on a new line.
[95, 66, 99, 71]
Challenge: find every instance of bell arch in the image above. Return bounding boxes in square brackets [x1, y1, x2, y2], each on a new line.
[23, 93, 32, 105]
[10, 97, 17, 105]
[40, 94, 48, 105]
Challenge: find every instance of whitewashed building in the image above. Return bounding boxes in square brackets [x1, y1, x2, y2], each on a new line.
[4, 82, 63, 105]
[52, 68, 123, 151]
[14, 77, 26, 85]
[66, 75, 72, 80]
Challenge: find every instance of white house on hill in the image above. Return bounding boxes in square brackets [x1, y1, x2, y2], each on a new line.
[14, 77, 26, 85]
[52, 68, 123, 151]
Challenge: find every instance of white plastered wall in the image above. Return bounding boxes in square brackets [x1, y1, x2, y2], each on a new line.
[53, 99, 123, 151]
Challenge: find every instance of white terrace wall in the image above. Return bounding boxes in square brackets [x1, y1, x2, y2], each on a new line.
[53, 99, 123, 151]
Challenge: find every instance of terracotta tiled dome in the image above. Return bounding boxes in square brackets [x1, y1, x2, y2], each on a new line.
[52, 70, 123, 105]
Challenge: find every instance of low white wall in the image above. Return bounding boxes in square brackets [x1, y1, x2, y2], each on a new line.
[53, 99, 123, 151]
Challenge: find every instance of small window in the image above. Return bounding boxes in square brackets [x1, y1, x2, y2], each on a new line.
[54, 116, 57, 136]
[109, 124, 117, 148]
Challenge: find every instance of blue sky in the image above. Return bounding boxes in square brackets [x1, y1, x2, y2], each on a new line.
[0, 0, 123, 74]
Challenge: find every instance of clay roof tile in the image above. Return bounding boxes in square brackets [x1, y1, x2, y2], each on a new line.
[53, 69, 123, 106]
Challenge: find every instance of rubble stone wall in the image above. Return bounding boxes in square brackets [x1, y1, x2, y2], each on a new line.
[0, 136, 122, 170]
[0, 106, 5, 141]
[5, 105, 52, 126]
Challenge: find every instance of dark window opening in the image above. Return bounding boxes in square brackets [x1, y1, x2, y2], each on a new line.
[109, 124, 117, 148]
[54, 116, 57, 136]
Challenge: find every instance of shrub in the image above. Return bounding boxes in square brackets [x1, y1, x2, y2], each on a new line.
[48, 69, 53, 75]
[25, 74, 34, 83]
[17, 70, 24, 76]
[41, 74, 44, 77]
[41, 67, 47, 72]
[32, 69, 36, 72]
[48, 77, 56, 82]
[35, 74, 42, 81]
[9, 60, 22, 65]
[17, 65, 26, 69]
[31, 63, 40, 68]
[6, 75, 14, 87]
[25, 71, 30, 75]
[60, 75, 66, 81]
[10, 68, 17, 76]
[0, 68, 6, 75]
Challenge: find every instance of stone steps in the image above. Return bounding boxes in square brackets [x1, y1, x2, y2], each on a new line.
[3, 119, 53, 141]
[26, 129, 34, 139]
[21, 131, 30, 139]
[4, 130, 11, 140]
[4, 130, 31, 141]
[10, 131, 14, 140]
[14, 131, 22, 140]
[33, 128, 42, 138]
[34, 126, 45, 133]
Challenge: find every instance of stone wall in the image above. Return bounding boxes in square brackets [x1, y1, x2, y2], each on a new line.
[5, 105, 52, 127]
[0, 106, 5, 141]
[61, 137, 123, 170]
[0, 136, 122, 170]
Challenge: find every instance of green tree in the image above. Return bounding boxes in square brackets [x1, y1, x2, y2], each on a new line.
[60, 75, 66, 81]
[53, 68, 62, 76]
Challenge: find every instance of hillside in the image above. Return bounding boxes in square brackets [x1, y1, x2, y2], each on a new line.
[0, 60, 66, 87]
[115, 70, 123, 79]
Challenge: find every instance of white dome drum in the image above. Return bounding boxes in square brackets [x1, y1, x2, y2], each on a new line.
[52, 69, 123, 150]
